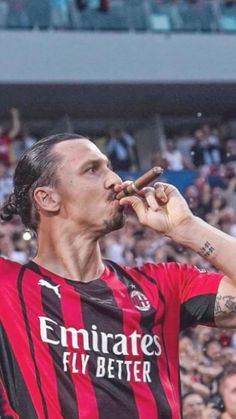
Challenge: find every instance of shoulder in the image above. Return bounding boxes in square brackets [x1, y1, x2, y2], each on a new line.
[129, 261, 187, 278]
[126, 261, 182, 291]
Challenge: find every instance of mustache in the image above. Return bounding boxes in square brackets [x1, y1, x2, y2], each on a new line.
[107, 190, 117, 201]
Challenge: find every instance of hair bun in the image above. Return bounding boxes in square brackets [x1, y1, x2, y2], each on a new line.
[0, 195, 18, 222]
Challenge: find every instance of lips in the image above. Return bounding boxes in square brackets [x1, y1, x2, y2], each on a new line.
[107, 191, 117, 202]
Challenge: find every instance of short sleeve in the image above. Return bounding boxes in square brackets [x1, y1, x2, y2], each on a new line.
[166, 263, 223, 330]
[139, 262, 223, 331]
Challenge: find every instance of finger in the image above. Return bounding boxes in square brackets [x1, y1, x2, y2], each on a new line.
[142, 187, 159, 211]
[153, 183, 168, 204]
[119, 195, 147, 223]
[114, 180, 132, 192]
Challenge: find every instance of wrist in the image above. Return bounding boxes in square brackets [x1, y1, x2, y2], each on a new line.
[167, 215, 199, 244]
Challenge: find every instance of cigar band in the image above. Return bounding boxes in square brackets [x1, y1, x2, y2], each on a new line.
[122, 187, 130, 196]
[130, 183, 139, 193]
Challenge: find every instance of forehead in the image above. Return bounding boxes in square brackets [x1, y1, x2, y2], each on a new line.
[54, 138, 106, 166]
[184, 394, 203, 405]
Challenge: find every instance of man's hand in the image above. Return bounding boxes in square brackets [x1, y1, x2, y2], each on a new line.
[115, 181, 193, 236]
[202, 404, 221, 419]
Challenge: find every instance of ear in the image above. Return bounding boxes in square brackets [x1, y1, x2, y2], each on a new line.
[33, 186, 61, 213]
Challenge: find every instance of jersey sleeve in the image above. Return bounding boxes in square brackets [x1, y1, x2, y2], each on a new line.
[140, 262, 223, 330]
[167, 263, 223, 330]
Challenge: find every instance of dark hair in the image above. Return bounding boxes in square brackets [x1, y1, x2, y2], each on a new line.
[0, 133, 86, 232]
[182, 391, 204, 404]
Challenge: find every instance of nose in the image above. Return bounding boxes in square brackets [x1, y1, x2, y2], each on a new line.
[104, 168, 122, 189]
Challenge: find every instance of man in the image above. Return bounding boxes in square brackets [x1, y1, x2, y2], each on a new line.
[0, 132, 236, 419]
[182, 392, 205, 419]
[219, 366, 236, 419]
[182, 392, 221, 419]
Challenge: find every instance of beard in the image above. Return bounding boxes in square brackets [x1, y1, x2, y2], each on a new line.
[102, 206, 125, 234]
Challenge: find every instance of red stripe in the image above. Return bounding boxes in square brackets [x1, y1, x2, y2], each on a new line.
[21, 268, 63, 418]
[0, 266, 46, 417]
[131, 268, 181, 418]
[155, 301, 181, 418]
[152, 319, 180, 418]
[59, 282, 99, 419]
[101, 268, 158, 418]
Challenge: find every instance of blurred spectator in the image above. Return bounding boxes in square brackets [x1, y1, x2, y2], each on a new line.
[0, 108, 21, 165]
[182, 392, 220, 419]
[0, 228, 14, 259]
[0, 161, 13, 205]
[182, 392, 205, 419]
[222, 138, 236, 165]
[219, 365, 236, 419]
[10, 231, 28, 264]
[176, 130, 195, 167]
[162, 139, 185, 170]
[190, 127, 222, 169]
[10, 127, 37, 163]
[105, 128, 139, 171]
[98, 0, 109, 12]
[75, 0, 109, 12]
[150, 150, 167, 170]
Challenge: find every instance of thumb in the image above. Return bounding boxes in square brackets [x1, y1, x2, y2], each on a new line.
[119, 196, 147, 222]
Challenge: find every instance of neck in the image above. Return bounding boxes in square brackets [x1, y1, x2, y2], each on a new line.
[33, 224, 104, 283]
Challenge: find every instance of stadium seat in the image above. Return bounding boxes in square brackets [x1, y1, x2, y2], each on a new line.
[150, 13, 171, 32]
[219, 15, 236, 31]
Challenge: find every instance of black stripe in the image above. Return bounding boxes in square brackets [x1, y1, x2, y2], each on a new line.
[180, 293, 216, 330]
[133, 267, 156, 284]
[0, 323, 38, 419]
[106, 261, 172, 419]
[17, 266, 49, 419]
[70, 275, 139, 419]
[29, 263, 79, 419]
[136, 267, 181, 408]
[137, 269, 172, 382]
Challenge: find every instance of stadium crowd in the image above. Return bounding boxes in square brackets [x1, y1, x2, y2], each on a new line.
[0, 0, 236, 31]
[1, 109, 236, 418]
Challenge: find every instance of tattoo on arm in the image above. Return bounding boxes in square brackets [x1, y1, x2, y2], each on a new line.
[199, 241, 215, 258]
[214, 294, 236, 318]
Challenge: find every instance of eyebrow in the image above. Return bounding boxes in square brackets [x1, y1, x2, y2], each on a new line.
[79, 157, 111, 171]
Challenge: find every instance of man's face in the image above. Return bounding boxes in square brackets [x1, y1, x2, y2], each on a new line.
[53, 139, 124, 236]
[183, 394, 204, 419]
[221, 374, 236, 417]
[206, 341, 222, 362]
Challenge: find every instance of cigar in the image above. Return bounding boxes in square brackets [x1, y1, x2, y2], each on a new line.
[116, 167, 163, 199]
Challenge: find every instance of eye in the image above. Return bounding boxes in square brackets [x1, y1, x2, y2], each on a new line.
[86, 166, 97, 174]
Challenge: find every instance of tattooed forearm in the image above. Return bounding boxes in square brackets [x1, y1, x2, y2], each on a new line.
[214, 295, 236, 317]
[199, 241, 215, 258]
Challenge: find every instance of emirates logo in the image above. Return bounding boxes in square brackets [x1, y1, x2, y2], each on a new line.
[130, 290, 151, 312]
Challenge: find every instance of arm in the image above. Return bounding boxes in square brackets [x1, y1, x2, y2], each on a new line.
[180, 372, 210, 398]
[8, 108, 21, 140]
[116, 182, 236, 328]
[170, 216, 236, 328]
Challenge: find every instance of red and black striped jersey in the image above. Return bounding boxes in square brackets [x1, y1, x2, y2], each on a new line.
[0, 257, 222, 419]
